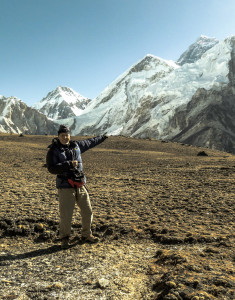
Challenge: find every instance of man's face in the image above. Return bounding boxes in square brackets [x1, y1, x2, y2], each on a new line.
[58, 133, 70, 145]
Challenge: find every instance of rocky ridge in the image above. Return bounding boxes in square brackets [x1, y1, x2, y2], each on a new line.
[0, 97, 58, 135]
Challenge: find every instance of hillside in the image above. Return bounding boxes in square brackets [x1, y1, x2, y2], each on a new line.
[0, 134, 234, 299]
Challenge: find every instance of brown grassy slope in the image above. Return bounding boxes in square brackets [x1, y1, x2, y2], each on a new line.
[0, 134, 234, 299]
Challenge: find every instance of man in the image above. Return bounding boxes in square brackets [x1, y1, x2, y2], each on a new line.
[46, 125, 107, 248]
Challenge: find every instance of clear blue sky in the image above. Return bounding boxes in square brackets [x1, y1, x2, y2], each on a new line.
[1, 0, 235, 106]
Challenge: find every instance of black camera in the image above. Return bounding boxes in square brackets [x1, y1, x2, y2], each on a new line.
[73, 169, 84, 182]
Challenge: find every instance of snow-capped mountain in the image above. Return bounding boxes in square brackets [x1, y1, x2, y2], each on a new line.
[65, 36, 235, 153]
[0, 96, 58, 134]
[33, 86, 91, 120]
[1, 35, 235, 153]
[67, 54, 178, 135]
[177, 35, 219, 65]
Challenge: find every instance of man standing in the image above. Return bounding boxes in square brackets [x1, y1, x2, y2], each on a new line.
[46, 125, 107, 248]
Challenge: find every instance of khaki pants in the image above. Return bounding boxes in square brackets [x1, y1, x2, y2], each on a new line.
[58, 186, 93, 239]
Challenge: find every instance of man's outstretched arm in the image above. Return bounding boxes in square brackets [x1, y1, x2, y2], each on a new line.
[77, 135, 108, 154]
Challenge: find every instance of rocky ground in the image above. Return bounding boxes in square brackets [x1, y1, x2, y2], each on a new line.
[0, 134, 234, 300]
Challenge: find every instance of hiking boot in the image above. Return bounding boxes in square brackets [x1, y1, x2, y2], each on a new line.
[61, 237, 69, 249]
[82, 235, 99, 243]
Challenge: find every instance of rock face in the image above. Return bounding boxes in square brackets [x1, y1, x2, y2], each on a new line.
[171, 86, 235, 153]
[177, 35, 219, 65]
[0, 96, 58, 134]
[33, 86, 91, 120]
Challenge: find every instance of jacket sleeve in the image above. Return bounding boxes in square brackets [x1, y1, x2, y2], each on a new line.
[77, 136, 107, 154]
[46, 148, 73, 175]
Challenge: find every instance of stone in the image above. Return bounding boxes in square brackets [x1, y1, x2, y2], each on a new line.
[97, 278, 109, 289]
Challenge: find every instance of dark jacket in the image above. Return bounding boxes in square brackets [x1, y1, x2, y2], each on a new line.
[46, 136, 106, 188]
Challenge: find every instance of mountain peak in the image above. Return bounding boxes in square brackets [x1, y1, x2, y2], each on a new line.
[197, 34, 217, 40]
[144, 54, 179, 68]
[33, 86, 91, 120]
[177, 35, 219, 65]
[127, 54, 179, 77]
[45, 86, 87, 104]
[55, 86, 76, 94]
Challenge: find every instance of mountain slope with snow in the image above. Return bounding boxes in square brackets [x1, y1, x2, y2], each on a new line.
[33, 86, 91, 120]
[67, 36, 235, 153]
[171, 37, 235, 153]
[129, 37, 232, 139]
[0, 96, 58, 134]
[70, 54, 179, 135]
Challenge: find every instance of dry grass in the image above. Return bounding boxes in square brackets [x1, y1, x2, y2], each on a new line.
[0, 134, 234, 299]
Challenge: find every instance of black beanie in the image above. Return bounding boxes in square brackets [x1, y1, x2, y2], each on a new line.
[58, 125, 70, 135]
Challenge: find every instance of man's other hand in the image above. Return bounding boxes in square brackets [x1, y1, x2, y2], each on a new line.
[72, 160, 78, 167]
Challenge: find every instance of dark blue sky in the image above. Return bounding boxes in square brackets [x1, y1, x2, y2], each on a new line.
[1, 0, 235, 105]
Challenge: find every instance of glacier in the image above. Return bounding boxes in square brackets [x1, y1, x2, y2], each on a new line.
[69, 37, 232, 141]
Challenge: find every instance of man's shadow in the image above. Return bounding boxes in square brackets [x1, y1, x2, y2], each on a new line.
[0, 238, 83, 263]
